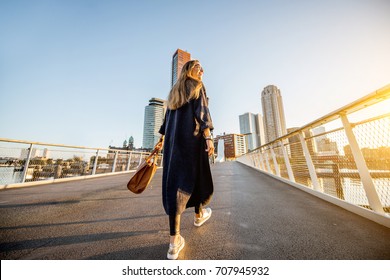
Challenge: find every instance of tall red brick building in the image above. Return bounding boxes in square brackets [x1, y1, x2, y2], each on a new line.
[171, 49, 191, 87]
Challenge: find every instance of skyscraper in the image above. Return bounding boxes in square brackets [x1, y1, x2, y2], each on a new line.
[256, 113, 266, 147]
[171, 49, 191, 87]
[142, 98, 166, 150]
[239, 112, 266, 151]
[261, 85, 287, 143]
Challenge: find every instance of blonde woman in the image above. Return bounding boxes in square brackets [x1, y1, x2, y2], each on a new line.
[157, 60, 214, 260]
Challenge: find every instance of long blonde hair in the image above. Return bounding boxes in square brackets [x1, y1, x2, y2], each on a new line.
[167, 60, 203, 110]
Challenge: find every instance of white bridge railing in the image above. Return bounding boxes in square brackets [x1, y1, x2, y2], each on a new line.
[237, 84, 390, 224]
[0, 139, 161, 189]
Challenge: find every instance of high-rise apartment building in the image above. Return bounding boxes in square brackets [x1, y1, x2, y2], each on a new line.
[142, 98, 166, 150]
[256, 114, 266, 147]
[261, 85, 287, 143]
[42, 148, 50, 159]
[239, 112, 266, 151]
[171, 49, 191, 87]
[215, 133, 247, 159]
[20, 148, 38, 160]
[312, 126, 339, 155]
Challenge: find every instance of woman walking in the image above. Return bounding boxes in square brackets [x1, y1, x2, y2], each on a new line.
[157, 59, 214, 260]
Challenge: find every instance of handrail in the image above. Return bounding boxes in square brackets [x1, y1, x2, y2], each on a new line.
[0, 137, 134, 153]
[0, 137, 161, 188]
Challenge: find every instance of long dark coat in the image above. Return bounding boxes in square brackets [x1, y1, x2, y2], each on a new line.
[159, 79, 214, 216]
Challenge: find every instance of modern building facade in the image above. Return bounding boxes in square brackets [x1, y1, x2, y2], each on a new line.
[256, 114, 266, 148]
[20, 148, 38, 160]
[215, 133, 247, 159]
[312, 126, 339, 155]
[142, 98, 166, 150]
[261, 85, 287, 144]
[239, 112, 266, 151]
[171, 49, 191, 87]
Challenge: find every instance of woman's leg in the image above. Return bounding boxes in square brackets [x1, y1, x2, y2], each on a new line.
[169, 214, 181, 243]
[167, 214, 185, 260]
[194, 204, 212, 227]
[195, 204, 203, 218]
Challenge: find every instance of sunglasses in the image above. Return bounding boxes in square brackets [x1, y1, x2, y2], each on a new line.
[193, 64, 204, 72]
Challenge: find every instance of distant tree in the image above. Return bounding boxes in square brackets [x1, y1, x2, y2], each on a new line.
[98, 156, 108, 164]
[32, 158, 46, 166]
[73, 156, 82, 162]
[128, 136, 134, 150]
[123, 140, 128, 148]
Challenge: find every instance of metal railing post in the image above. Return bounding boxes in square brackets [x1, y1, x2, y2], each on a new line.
[21, 144, 34, 183]
[299, 132, 320, 191]
[281, 141, 295, 182]
[112, 151, 118, 173]
[92, 149, 99, 175]
[252, 154, 258, 168]
[138, 152, 143, 166]
[255, 153, 261, 169]
[270, 146, 281, 177]
[253, 151, 259, 169]
[258, 150, 265, 171]
[264, 151, 272, 173]
[340, 114, 385, 214]
[126, 152, 132, 171]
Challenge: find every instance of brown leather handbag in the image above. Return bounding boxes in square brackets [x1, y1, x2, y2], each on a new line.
[127, 139, 162, 194]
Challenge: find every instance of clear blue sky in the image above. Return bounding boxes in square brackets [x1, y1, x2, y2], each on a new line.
[1, 0, 389, 148]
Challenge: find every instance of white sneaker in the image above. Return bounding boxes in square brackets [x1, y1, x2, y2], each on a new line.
[194, 207, 212, 227]
[167, 235, 185, 260]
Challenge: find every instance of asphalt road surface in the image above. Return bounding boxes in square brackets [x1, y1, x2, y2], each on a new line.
[1, 162, 389, 260]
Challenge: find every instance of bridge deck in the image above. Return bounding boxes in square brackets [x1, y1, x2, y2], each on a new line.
[0, 162, 389, 260]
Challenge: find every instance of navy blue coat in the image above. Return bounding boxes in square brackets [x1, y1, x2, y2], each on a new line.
[159, 80, 214, 216]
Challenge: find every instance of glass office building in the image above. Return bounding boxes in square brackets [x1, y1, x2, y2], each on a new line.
[142, 98, 166, 150]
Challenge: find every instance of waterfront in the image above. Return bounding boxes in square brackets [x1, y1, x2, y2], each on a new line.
[0, 166, 25, 185]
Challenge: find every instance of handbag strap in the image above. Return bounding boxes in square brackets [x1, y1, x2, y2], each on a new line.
[145, 136, 163, 164]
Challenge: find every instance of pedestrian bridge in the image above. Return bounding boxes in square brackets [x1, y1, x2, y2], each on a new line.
[0, 85, 390, 259]
[0, 161, 389, 260]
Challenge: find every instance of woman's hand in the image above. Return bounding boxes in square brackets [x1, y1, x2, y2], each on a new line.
[205, 139, 215, 157]
[155, 136, 164, 151]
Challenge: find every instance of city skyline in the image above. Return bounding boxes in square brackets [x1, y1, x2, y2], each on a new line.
[1, 1, 389, 148]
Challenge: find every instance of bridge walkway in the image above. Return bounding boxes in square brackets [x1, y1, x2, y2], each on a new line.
[0, 162, 389, 260]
